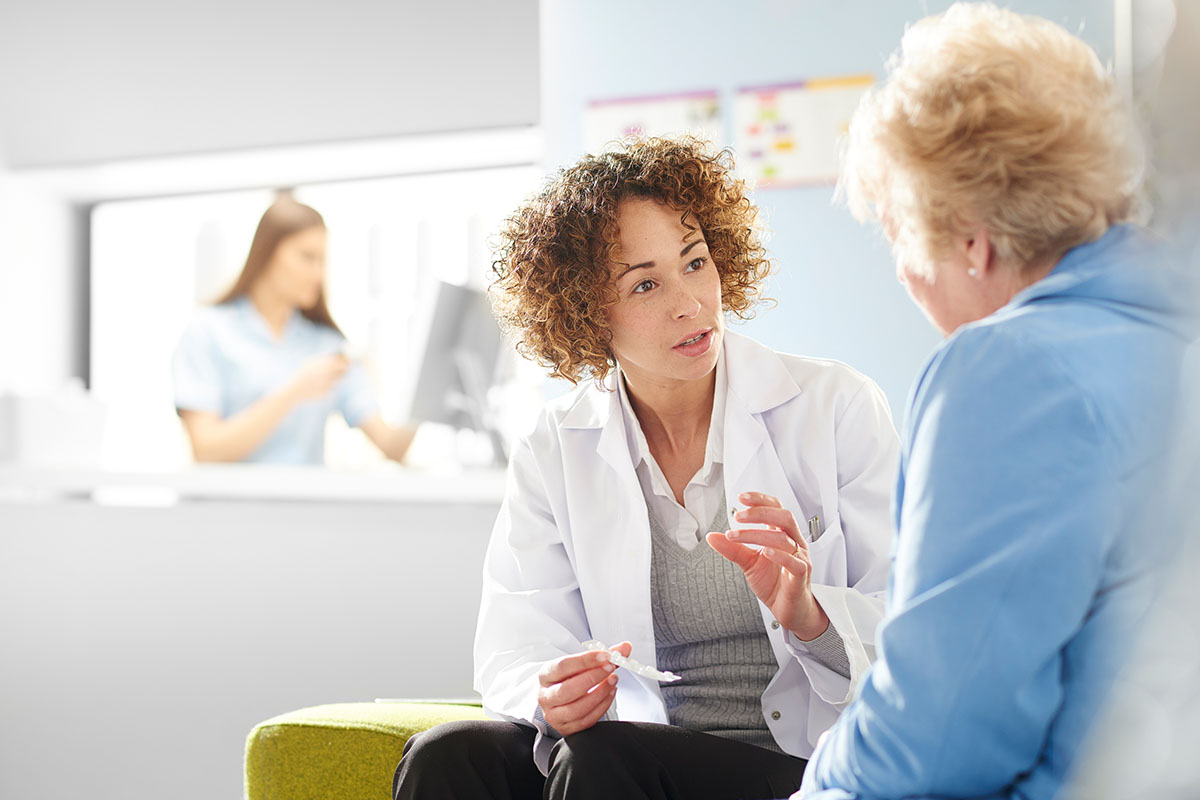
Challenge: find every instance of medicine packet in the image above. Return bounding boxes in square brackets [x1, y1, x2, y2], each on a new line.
[582, 640, 682, 683]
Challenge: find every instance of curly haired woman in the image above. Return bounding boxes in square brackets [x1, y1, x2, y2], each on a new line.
[393, 137, 899, 800]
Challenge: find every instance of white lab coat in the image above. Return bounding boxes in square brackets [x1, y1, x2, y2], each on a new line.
[474, 331, 898, 771]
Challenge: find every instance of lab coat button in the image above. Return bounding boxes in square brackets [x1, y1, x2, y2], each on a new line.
[771, 620, 781, 630]
[771, 710, 781, 721]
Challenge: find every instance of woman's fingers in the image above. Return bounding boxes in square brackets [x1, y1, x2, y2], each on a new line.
[710, 529, 811, 580]
[738, 491, 783, 509]
[543, 673, 618, 735]
[732, 505, 801, 538]
[564, 681, 617, 734]
[539, 662, 615, 708]
[759, 544, 812, 578]
[538, 650, 610, 688]
[706, 531, 758, 570]
[724, 527, 807, 554]
[537, 642, 634, 735]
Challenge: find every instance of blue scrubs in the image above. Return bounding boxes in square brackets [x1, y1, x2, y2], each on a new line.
[172, 297, 377, 465]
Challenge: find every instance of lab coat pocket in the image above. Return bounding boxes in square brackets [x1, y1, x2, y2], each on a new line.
[806, 514, 848, 588]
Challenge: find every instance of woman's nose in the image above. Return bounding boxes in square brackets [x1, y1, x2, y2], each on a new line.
[672, 285, 701, 319]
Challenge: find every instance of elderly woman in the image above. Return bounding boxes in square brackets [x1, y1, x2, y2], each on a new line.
[799, 4, 1196, 799]
[392, 137, 899, 799]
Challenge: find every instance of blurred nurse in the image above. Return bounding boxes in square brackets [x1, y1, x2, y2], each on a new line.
[172, 194, 415, 464]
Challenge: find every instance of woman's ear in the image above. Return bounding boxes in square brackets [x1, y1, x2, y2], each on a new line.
[964, 227, 993, 278]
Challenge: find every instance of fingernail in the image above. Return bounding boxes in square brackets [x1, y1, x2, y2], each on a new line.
[726, 530, 739, 540]
[608, 674, 618, 685]
[603, 664, 615, 673]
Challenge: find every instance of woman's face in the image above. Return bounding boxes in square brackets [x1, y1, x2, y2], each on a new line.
[606, 196, 724, 389]
[262, 225, 327, 310]
[894, 249, 982, 337]
[883, 209, 996, 337]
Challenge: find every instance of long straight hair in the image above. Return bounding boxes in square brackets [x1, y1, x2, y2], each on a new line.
[216, 193, 343, 335]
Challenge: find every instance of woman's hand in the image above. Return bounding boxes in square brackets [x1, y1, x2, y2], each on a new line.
[180, 355, 345, 462]
[288, 354, 348, 402]
[707, 492, 830, 641]
[359, 415, 418, 463]
[536, 642, 631, 737]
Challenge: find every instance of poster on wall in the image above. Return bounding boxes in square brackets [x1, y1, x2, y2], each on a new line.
[584, 90, 722, 154]
[734, 75, 874, 188]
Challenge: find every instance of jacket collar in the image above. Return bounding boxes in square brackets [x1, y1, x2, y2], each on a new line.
[560, 328, 805, 518]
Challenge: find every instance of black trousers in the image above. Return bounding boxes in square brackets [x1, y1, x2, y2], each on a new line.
[392, 718, 808, 800]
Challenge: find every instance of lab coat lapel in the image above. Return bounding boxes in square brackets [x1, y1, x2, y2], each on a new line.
[562, 378, 663, 718]
[721, 332, 807, 521]
[721, 332, 811, 669]
[562, 373, 640, 494]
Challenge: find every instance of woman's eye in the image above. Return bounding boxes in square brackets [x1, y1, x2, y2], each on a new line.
[632, 279, 655, 294]
[686, 256, 707, 272]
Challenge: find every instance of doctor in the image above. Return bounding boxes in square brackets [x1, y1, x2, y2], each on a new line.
[393, 137, 898, 800]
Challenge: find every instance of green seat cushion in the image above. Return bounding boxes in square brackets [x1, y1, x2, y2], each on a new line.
[245, 701, 488, 800]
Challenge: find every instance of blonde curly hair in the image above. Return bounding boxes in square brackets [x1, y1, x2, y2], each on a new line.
[840, 2, 1144, 276]
[491, 136, 772, 384]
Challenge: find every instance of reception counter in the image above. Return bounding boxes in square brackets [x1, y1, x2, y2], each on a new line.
[0, 464, 505, 800]
[0, 461, 507, 503]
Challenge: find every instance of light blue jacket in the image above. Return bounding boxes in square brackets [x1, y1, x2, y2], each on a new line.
[802, 225, 1196, 799]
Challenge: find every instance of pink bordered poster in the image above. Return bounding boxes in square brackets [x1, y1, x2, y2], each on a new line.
[734, 75, 874, 188]
[584, 90, 722, 154]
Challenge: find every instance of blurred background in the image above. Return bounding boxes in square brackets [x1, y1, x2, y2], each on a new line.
[0, 1, 1195, 799]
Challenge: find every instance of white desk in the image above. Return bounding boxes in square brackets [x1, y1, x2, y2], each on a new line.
[0, 462, 507, 504]
[0, 465, 505, 800]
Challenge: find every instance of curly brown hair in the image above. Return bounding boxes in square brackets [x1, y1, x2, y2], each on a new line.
[491, 136, 773, 384]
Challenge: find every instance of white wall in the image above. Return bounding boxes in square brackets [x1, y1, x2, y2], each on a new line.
[541, 0, 1117, 417]
[0, 0, 539, 167]
[0, 162, 82, 393]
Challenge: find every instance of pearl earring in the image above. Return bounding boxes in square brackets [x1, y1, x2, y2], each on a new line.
[967, 268, 979, 277]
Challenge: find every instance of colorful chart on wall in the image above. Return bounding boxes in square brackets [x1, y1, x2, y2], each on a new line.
[584, 90, 722, 154]
[734, 75, 874, 188]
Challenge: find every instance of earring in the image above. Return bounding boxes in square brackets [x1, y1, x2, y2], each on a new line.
[967, 268, 979, 277]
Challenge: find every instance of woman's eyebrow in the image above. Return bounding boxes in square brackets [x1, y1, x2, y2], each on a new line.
[617, 239, 708, 280]
[617, 261, 654, 280]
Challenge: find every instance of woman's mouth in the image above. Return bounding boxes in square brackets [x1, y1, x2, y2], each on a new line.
[673, 329, 714, 357]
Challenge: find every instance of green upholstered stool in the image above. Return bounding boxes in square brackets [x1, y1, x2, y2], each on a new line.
[245, 701, 488, 800]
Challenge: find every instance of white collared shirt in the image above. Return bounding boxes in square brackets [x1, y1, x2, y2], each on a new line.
[617, 345, 850, 673]
[616, 350, 729, 551]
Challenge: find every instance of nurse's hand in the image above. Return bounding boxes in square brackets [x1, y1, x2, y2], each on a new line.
[288, 354, 348, 402]
[536, 642, 631, 736]
[707, 491, 830, 641]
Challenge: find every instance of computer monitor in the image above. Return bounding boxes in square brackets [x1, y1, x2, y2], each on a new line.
[404, 280, 509, 462]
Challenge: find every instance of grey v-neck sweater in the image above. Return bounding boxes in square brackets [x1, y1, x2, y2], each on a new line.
[649, 500, 784, 753]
